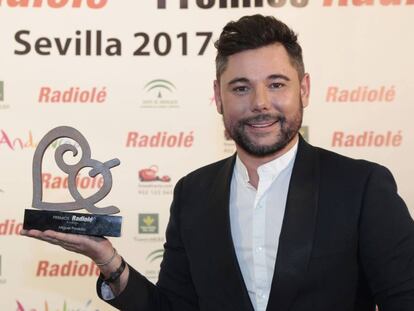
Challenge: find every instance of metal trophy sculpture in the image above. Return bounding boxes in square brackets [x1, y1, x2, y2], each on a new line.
[23, 126, 122, 237]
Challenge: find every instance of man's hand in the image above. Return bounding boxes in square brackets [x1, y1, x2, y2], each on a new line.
[20, 229, 129, 296]
[20, 229, 113, 263]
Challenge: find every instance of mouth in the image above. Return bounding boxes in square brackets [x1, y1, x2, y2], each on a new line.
[247, 120, 278, 128]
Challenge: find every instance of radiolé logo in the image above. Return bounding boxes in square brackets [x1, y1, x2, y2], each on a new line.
[323, 0, 413, 6]
[0, 0, 108, 9]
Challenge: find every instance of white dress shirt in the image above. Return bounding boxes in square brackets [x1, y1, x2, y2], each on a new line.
[229, 141, 298, 311]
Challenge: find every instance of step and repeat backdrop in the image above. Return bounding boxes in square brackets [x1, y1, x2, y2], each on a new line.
[0, 1, 413, 310]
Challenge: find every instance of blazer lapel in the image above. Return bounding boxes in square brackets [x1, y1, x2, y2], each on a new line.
[266, 137, 320, 311]
[206, 155, 254, 311]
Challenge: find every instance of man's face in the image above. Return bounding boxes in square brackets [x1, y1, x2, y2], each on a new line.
[214, 43, 310, 157]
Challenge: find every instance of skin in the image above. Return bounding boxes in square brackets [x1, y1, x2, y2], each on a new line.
[214, 43, 310, 188]
[21, 42, 310, 298]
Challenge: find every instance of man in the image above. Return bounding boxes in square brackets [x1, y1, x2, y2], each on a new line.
[22, 15, 414, 310]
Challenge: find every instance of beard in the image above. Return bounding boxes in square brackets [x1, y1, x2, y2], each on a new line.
[223, 101, 303, 157]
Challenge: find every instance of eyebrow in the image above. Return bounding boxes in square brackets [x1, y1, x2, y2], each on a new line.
[227, 74, 291, 86]
[268, 74, 290, 81]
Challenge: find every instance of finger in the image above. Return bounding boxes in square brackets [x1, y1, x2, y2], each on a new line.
[43, 230, 106, 246]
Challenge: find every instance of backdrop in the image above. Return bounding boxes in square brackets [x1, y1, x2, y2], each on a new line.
[0, 1, 413, 310]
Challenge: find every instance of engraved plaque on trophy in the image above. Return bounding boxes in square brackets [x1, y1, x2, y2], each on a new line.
[23, 126, 122, 237]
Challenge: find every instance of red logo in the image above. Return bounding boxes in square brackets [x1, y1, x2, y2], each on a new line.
[42, 172, 103, 189]
[332, 130, 403, 147]
[126, 131, 194, 148]
[323, 0, 413, 6]
[36, 260, 99, 277]
[38, 86, 107, 104]
[139, 166, 171, 182]
[1, 0, 108, 9]
[0, 219, 22, 236]
[325, 85, 395, 103]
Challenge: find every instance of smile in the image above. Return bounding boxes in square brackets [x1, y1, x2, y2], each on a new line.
[247, 120, 278, 128]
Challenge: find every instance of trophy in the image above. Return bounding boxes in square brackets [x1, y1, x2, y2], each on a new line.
[23, 126, 122, 237]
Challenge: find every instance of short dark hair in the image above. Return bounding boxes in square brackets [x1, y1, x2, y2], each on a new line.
[214, 14, 305, 79]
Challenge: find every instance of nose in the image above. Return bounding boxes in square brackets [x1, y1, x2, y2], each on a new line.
[251, 86, 271, 112]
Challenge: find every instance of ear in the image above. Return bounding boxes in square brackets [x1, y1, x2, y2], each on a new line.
[214, 80, 223, 114]
[300, 73, 310, 108]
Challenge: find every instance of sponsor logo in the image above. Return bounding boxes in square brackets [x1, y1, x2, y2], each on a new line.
[141, 79, 178, 108]
[0, 130, 80, 151]
[139, 165, 171, 182]
[134, 213, 164, 242]
[144, 249, 164, 281]
[299, 126, 309, 142]
[36, 260, 99, 277]
[323, 0, 413, 6]
[38, 86, 107, 104]
[332, 130, 402, 147]
[326, 85, 395, 103]
[147, 249, 164, 263]
[0, 219, 23, 236]
[157, 0, 309, 9]
[16, 299, 100, 311]
[138, 166, 173, 196]
[126, 131, 194, 148]
[139, 214, 159, 234]
[42, 172, 103, 190]
[1, 0, 108, 9]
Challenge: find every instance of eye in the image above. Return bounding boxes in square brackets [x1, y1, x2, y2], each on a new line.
[269, 82, 284, 89]
[232, 85, 250, 94]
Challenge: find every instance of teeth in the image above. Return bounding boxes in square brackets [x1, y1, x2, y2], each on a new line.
[250, 121, 275, 128]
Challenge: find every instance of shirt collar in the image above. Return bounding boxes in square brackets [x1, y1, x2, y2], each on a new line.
[234, 139, 298, 185]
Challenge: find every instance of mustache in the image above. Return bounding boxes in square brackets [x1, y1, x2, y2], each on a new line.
[240, 113, 285, 125]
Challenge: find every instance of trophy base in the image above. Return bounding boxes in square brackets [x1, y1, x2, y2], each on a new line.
[23, 209, 122, 237]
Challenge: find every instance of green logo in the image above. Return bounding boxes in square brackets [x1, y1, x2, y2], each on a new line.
[141, 79, 178, 108]
[0, 81, 4, 101]
[139, 214, 159, 234]
[144, 79, 176, 99]
[300, 126, 309, 142]
[146, 249, 164, 263]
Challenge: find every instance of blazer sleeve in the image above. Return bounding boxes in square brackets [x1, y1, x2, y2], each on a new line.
[96, 177, 199, 311]
[359, 164, 414, 309]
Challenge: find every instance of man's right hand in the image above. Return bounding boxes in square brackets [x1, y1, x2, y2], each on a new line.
[20, 229, 129, 296]
[20, 229, 113, 262]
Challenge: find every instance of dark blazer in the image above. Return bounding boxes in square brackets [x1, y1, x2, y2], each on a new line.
[98, 136, 414, 310]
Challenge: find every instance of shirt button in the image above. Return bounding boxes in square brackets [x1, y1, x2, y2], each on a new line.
[257, 291, 267, 300]
[256, 246, 263, 253]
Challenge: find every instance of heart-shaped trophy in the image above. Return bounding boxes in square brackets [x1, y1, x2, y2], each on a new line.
[23, 126, 122, 237]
